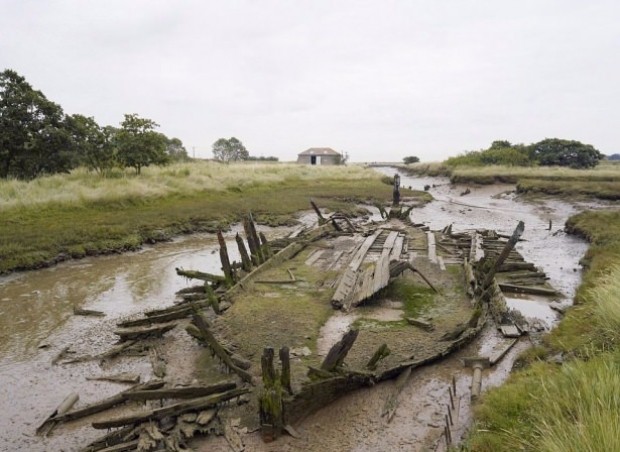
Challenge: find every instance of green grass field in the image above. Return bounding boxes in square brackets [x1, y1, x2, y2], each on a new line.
[0, 162, 428, 274]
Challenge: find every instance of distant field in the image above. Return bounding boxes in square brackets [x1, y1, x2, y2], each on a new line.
[0, 162, 426, 274]
[399, 161, 620, 199]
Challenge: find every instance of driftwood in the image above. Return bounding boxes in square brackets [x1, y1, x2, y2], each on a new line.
[190, 313, 254, 384]
[117, 309, 192, 328]
[86, 373, 140, 384]
[51, 381, 165, 424]
[175, 268, 226, 284]
[320, 329, 359, 372]
[113, 323, 176, 342]
[92, 388, 249, 429]
[73, 308, 106, 317]
[36, 392, 79, 435]
[124, 382, 237, 401]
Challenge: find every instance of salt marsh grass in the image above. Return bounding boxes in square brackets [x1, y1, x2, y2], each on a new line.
[0, 161, 373, 211]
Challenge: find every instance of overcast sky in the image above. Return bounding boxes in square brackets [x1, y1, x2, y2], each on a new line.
[1, 1, 618, 161]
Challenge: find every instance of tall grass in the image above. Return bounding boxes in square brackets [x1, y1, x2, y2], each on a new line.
[0, 161, 375, 211]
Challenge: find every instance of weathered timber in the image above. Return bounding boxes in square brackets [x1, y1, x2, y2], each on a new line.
[81, 425, 137, 452]
[243, 216, 260, 266]
[235, 233, 252, 272]
[366, 343, 391, 370]
[217, 230, 234, 283]
[92, 388, 249, 430]
[96, 439, 139, 452]
[260, 356, 284, 438]
[190, 313, 254, 384]
[279, 347, 292, 395]
[36, 392, 79, 435]
[248, 213, 265, 263]
[481, 221, 525, 290]
[175, 268, 226, 284]
[113, 323, 176, 342]
[321, 329, 359, 372]
[185, 324, 251, 370]
[52, 381, 165, 424]
[117, 309, 191, 328]
[144, 301, 208, 318]
[489, 339, 518, 366]
[497, 261, 537, 272]
[176, 285, 206, 294]
[382, 366, 412, 422]
[63, 340, 138, 364]
[392, 173, 401, 206]
[73, 308, 106, 317]
[427, 231, 437, 263]
[464, 257, 476, 297]
[406, 317, 434, 331]
[86, 373, 140, 384]
[370, 231, 399, 294]
[310, 199, 326, 223]
[498, 283, 559, 296]
[124, 382, 237, 401]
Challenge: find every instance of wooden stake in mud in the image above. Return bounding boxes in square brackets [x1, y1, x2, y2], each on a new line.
[248, 213, 265, 264]
[392, 174, 401, 206]
[310, 199, 326, 224]
[217, 230, 234, 284]
[259, 232, 272, 259]
[235, 233, 252, 272]
[279, 347, 292, 395]
[321, 329, 359, 372]
[259, 347, 284, 442]
[481, 221, 525, 291]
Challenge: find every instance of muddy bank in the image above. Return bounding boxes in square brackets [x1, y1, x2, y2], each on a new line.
[0, 172, 592, 451]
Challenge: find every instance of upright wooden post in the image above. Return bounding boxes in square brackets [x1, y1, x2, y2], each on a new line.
[321, 329, 359, 372]
[279, 347, 292, 395]
[259, 232, 272, 258]
[248, 213, 265, 263]
[310, 199, 326, 224]
[392, 174, 401, 206]
[259, 347, 283, 442]
[217, 231, 234, 285]
[235, 233, 252, 272]
[243, 217, 260, 266]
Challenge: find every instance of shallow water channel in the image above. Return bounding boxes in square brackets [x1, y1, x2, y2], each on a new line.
[0, 170, 593, 451]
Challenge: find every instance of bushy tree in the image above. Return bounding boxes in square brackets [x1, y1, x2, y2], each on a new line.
[165, 137, 189, 161]
[0, 69, 75, 179]
[403, 156, 420, 164]
[116, 114, 168, 174]
[608, 153, 620, 161]
[65, 114, 118, 175]
[529, 138, 604, 169]
[212, 137, 249, 162]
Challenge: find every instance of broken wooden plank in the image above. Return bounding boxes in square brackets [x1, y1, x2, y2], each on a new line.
[382, 366, 412, 422]
[305, 249, 324, 266]
[117, 309, 191, 328]
[36, 392, 79, 435]
[52, 381, 165, 424]
[321, 329, 359, 372]
[175, 268, 226, 284]
[190, 313, 254, 384]
[427, 231, 437, 264]
[499, 325, 521, 338]
[489, 339, 519, 366]
[124, 382, 237, 401]
[149, 347, 166, 379]
[86, 373, 140, 384]
[73, 308, 105, 317]
[113, 323, 176, 342]
[92, 388, 249, 429]
[366, 343, 390, 371]
[406, 317, 434, 331]
[498, 283, 559, 296]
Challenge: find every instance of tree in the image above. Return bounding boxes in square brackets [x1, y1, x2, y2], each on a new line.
[165, 137, 190, 161]
[116, 114, 168, 174]
[65, 114, 118, 175]
[607, 153, 620, 161]
[489, 140, 512, 150]
[212, 137, 249, 162]
[529, 138, 604, 169]
[0, 69, 75, 179]
[403, 156, 420, 164]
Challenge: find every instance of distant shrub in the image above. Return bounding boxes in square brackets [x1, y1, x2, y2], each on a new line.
[246, 156, 279, 162]
[530, 138, 604, 169]
[445, 146, 531, 167]
[403, 156, 420, 164]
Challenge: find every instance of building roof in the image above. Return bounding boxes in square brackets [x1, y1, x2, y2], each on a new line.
[298, 147, 340, 156]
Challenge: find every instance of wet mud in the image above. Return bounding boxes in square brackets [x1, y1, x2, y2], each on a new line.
[0, 170, 595, 451]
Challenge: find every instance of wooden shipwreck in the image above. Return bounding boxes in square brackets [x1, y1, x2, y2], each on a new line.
[52, 194, 560, 451]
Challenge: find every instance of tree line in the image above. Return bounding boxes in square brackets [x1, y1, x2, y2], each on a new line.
[444, 139, 605, 169]
[0, 69, 189, 179]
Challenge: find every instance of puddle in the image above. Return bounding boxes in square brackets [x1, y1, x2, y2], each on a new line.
[505, 296, 557, 327]
[317, 311, 359, 356]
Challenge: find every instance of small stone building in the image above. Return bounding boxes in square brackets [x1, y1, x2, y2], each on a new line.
[296, 147, 342, 165]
